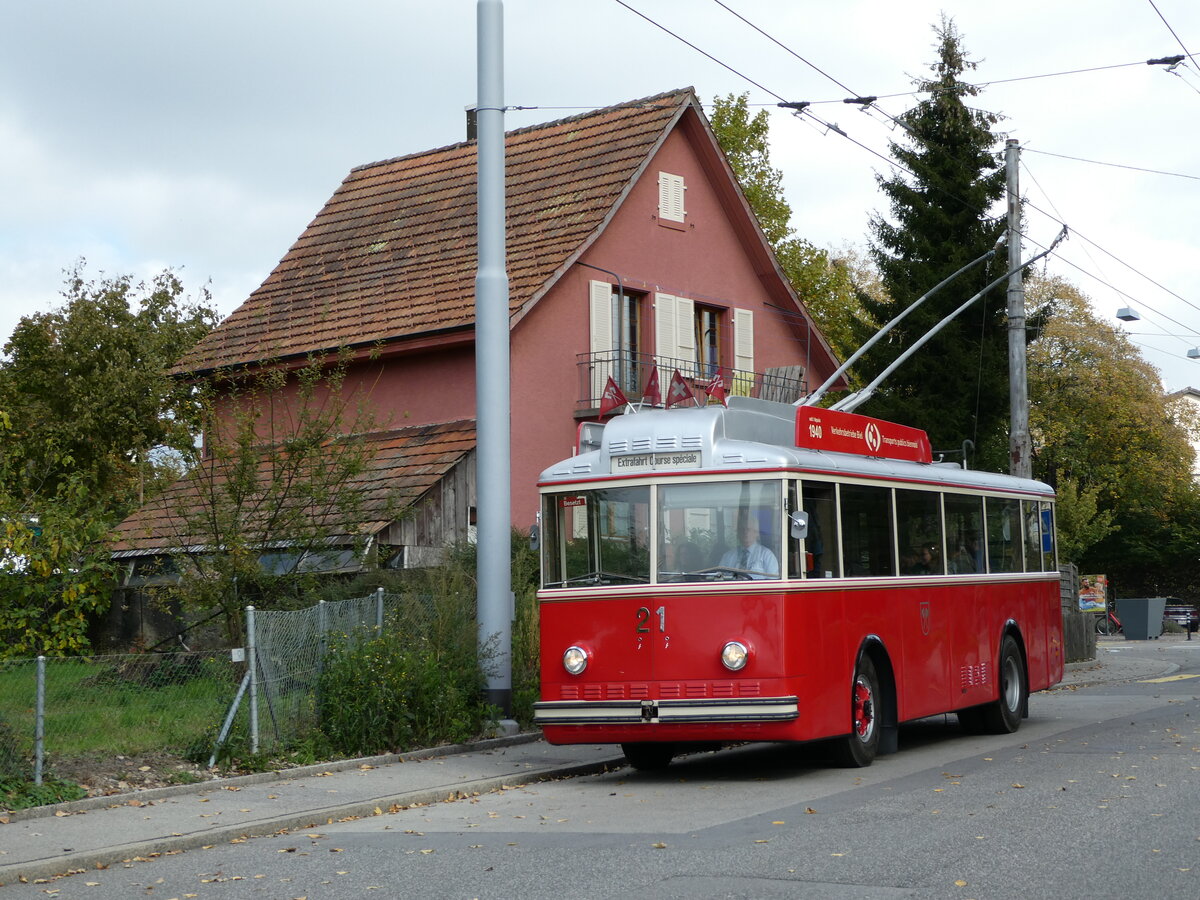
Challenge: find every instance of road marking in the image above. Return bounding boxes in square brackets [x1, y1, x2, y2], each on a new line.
[1138, 674, 1200, 683]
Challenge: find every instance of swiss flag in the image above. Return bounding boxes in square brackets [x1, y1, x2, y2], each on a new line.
[666, 369, 694, 408]
[641, 366, 661, 407]
[598, 376, 628, 417]
[705, 373, 727, 406]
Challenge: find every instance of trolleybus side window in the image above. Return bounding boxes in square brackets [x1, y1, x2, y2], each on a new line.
[796, 480, 840, 578]
[840, 484, 895, 577]
[985, 497, 1022, 574]
[1022, 499, 1056, 573]
[944, 493, 985, 574]
[542, 487, 650, 586]
[1038, 500, 1057, 571]
[896, 488, 944, 575]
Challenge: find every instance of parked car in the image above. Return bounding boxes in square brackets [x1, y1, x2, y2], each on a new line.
[1162, 600, 1199, 631]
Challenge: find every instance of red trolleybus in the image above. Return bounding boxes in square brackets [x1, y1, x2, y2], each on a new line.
[533, 396, 1063, 769]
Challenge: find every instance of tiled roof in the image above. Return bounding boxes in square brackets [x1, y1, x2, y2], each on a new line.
[111, 420, 476, 555]
[176, 89, 695, 374]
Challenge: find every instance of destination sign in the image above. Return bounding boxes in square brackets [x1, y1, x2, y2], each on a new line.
[610, 450, 702, 474]
[795, 408, 932, 464]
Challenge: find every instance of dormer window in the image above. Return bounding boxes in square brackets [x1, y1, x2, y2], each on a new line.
[658, 172, 686, 225]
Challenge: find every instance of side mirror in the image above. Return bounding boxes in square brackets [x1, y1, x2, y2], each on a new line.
[528, 523, 540, 551]
[789, 510, 809, 540]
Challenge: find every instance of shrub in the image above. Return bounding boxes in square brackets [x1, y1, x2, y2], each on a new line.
[317, 589, 496, 756]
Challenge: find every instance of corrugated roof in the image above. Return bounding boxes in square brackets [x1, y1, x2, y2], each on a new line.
[175, 89, 694, 374]
[111, 420, 476, 555]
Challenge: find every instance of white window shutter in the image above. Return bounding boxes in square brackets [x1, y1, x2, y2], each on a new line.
[655, 292, 676, 373]
[675, 295, 695, 374]
[590, 280, 614, 398]
[733, 308, 755, 396]
[658, 172, 686, 222]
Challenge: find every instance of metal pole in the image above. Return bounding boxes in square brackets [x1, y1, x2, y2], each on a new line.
[1006, 139, 1032, 479]
[375, 587, 384, 633]
[246, 605, 259, 754]
[34, 656, 45, 785]
[476, 0, 513, 716]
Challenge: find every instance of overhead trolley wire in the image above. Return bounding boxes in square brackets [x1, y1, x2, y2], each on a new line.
[619, 0, 1198, 355]
[1024, 148, 1200, 181]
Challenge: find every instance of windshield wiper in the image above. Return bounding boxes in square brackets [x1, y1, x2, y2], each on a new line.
[549, 570, 650, 587]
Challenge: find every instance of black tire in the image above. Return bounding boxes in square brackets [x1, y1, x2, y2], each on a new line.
[1096, 615, 1115, 636]
[832, 654, 882, 768]
[621, 742, 675, 771]
[981, 635, 1026, 734]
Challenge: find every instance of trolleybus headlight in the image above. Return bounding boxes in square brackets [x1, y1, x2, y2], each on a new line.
[563, 645, 589, 675]
[721, 640, 750, 671]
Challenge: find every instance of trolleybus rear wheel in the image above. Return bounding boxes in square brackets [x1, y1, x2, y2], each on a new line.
[981, 635, 1026, 734]
[621, 742, 676, 771]
[833, 655, 881, 768]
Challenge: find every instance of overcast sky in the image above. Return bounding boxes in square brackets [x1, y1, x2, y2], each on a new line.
[2, 1, 1197, 390]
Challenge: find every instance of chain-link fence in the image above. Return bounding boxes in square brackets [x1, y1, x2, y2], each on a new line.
[248, 589, 414, 751]
[0, 591, 426, 790]
[0, 651, 241, 787]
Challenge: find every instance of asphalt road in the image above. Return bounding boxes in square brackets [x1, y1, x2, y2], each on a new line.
[5, 638, 1200, 899]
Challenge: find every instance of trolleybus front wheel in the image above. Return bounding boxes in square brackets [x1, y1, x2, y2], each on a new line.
[833, 654, 881, 768]
[621, 742, 676, 771]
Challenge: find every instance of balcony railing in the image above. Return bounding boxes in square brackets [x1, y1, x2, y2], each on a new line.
[576, 350, 807, 412]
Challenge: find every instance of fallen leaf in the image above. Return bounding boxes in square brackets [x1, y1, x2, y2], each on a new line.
[652, 842, 667, 849]
[955, 879, 968, 887]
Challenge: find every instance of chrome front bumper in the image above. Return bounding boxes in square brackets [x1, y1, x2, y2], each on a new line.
[533, 695, 799, 726]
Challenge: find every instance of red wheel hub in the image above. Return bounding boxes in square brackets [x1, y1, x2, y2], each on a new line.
[853, 678, 875, 739]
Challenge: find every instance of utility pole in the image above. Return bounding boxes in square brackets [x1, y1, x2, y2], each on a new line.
[475, 0, 513, 717]
[1006, 139, 1032, 479]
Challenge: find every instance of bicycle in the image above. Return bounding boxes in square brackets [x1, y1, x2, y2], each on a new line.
[1095, 609, 1122, 636]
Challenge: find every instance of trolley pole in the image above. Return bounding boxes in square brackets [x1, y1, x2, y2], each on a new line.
[475, 0, 514, 717]
[1006, 139, 1032, 479]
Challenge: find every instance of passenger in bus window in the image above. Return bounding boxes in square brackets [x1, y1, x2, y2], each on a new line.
[951, 534, 982, 574]
[720, 515, 779, 579]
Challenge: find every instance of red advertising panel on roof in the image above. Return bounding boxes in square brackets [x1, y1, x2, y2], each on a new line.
[795, 408, 932, 464]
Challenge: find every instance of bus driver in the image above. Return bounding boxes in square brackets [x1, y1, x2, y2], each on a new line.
[720, 515, 779, 579]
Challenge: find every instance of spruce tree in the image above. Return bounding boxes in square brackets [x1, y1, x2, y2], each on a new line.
[855, 17, 1008, 465]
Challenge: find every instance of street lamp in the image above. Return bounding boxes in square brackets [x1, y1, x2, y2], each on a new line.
[1116, 307, 1141, 322]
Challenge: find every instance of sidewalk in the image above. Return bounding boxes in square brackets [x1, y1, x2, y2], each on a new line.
[1061, 632, 1188, 687]
[0, 736, 625, 886]
[0, 640, 1183, 887]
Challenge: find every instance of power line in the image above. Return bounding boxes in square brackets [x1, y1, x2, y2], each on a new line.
[612, 0, 785, 102]
[621, 0, 1200, 361]
[1024, 148, 1200, 181]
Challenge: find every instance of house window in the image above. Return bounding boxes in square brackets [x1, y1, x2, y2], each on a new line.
[658, 172, 686, 224]
[590, 281, 644, 395]
[695, 306, 721, 379]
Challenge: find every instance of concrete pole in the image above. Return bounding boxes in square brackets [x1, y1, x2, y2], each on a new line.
[475, 0, 513, 715]
[1006, 139, 1032, 479]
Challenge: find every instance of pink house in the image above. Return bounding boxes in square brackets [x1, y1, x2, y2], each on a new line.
[113, 88, 843, 574]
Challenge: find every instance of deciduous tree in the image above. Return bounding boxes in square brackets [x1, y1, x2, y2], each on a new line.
[710, 93, 871, 365]
[1026, 275, 1200, 580]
